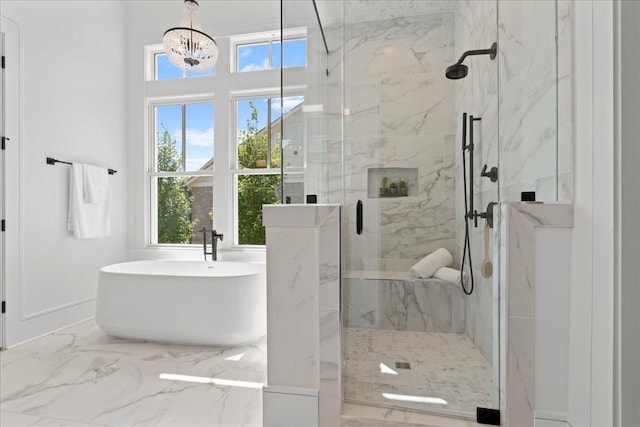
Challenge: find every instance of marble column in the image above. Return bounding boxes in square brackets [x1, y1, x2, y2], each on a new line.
[500, 203, 573, 426]
[262, 204, 341, 427]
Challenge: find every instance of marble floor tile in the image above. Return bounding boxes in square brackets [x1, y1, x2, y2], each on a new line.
[0, 412, 106, 427]
[0, 320, 266, 427]
[32, 418, 108, 427]
[1, 411, 43, 427]
[343, 328, 492, 418]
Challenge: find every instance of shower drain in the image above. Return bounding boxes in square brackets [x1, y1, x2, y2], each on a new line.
[395, 362, 411, 370]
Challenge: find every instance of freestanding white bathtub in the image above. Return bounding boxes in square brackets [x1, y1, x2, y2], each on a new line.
[96, 260, 266, 346]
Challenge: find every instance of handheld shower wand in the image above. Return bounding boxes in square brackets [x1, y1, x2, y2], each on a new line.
[460, 113, 475, 295]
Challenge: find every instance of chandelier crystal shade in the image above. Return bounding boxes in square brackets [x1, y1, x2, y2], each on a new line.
[162, 0, 218, 72]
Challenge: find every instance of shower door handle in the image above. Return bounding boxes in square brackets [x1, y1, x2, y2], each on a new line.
[356, 200, 363, 235]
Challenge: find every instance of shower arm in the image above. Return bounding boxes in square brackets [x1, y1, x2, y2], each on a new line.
[453, 43, 498, 66]
[455, 48, 494, 65]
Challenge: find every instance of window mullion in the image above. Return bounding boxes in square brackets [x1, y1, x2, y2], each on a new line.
[267, 98, 272, 169]
[151, 104, 157, 173]
[181, 104, 186, 172]
[150, 171, 214, 178]
[231, 168, 281, 175]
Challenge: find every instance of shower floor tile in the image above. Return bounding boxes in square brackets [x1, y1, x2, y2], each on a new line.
[343, 328, 492, 417]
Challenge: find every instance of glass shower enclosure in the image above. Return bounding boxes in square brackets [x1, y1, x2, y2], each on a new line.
[303, 0, 502, 419]
[281, 0, 562, 420]
[333, 1, 500, 418]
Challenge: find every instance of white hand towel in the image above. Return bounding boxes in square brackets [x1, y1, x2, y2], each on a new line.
[68, 163, 110, 238]
[434, 267, 469, 287]
[83, 164, 108, 204]
[409, 248, 453, 279]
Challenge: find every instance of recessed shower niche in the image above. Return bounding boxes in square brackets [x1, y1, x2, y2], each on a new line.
[367, 167, 418, 198]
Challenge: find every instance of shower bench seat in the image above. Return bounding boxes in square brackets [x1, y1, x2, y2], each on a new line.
[343, 270, 465, 333]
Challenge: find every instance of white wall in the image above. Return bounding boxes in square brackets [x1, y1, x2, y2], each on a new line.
[498, 0, 572, 203]
[1, 1, 128, 347]
[568, 1, 615, 425]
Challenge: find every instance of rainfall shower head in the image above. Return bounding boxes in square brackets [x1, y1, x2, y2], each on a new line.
[445, 42, 497, 80]
[445, 63, 469, 80]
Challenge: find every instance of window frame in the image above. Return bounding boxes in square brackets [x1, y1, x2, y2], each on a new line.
[141, 28, 308, 252]
[230, 27, 307, 74]
[231, 91, 305, 246]
[231, 93, 282, 247]
[147, 96, 215, 247]
[145, 44, 216, 81]
[145, 44, 165, 81]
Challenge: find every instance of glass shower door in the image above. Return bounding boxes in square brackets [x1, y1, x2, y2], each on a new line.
[339, 0, 501, 419]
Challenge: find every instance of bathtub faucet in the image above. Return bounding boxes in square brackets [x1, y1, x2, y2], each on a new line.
[201, 228, 224, 261]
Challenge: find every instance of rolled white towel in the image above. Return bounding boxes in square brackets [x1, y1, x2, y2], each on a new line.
[409, 248, 453, 279]
[434, 266, 469, 287]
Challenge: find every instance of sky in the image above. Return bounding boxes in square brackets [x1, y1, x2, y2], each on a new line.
[155, 38, 306, 172]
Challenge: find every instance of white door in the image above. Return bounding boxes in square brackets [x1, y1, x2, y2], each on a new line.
[0, 17, 18, 350]
[0, 30, 5, 350]
[1, 17, 20, 349]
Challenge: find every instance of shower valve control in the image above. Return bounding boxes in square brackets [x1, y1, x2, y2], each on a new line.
[481, 164, 498, 182]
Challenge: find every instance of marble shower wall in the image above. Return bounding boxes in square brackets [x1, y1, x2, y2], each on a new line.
[453, 0, 570, 362]
[556, 0, 573, 203]
[340, 9, 459, 271]
[498, 0, 573, 202]
[454, 0, 500, 363]
[343, 276, 465, 334]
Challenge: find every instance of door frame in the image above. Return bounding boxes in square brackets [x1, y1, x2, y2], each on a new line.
[1, 15, 20, 350]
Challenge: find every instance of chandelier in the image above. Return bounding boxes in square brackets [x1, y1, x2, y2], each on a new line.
[162, 0, 218, 72]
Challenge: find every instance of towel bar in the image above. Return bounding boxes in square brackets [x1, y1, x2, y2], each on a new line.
[46, 157, 117, 175]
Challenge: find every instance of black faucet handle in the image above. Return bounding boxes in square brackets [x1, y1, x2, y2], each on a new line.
[481, 164, 498, 182]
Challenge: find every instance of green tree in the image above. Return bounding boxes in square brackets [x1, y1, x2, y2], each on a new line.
[156, 126, 196, 243]
[237, 102, 280, 245]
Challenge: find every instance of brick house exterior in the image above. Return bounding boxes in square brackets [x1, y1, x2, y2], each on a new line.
[186, 158, 213, 244]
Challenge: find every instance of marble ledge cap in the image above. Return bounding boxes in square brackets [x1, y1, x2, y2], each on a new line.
[262, 204, 341, 228]
[506, 202, 573, 227]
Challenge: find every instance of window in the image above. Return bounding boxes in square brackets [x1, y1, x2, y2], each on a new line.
[233, 95, 304, 245]
[153, 51, 215, 80]
[234, 31, 307, 73]
[143, 28, 307, 250]
[150, 101, 215, 244]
